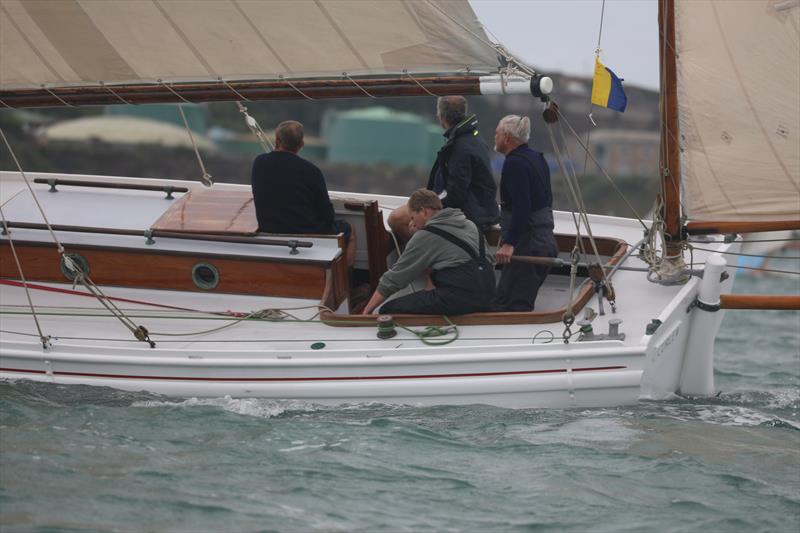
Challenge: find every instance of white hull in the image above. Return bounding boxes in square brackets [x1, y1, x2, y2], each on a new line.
[0, 172, 737, 408]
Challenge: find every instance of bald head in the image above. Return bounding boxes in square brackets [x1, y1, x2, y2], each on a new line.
[436, 96, 467, 129]
[275, 120, 304, 153]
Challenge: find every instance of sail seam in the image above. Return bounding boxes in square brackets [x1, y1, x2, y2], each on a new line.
[313, 0, 370, 70]
[231, 0, 293, 74]
[0, 4, 65, 84]
[151, 0, 217, 79]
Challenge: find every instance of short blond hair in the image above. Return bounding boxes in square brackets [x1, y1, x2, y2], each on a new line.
[408, 189, 443, 212]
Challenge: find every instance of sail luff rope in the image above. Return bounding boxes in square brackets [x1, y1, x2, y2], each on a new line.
[41, 85, 74, 107]
[100, 81, 135, 106]
[404, 70, 438, 97]
[279, 75, 317, 100]
[343, 73, 378, 98]
[219, 77, 251, 102]
[0, 206, 50, 348]
[0, 127, 156, 346]
[175, 103, 213, 187]
[158, 79, 194, 104]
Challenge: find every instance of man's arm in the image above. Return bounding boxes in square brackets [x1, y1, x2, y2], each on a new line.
[365, 233, 436, 313]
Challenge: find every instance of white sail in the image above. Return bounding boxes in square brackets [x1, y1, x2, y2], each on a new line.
[0, 0, 499, 91]
[675, 0, 800, 222]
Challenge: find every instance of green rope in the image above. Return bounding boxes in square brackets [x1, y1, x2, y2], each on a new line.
[397, 316, 459, 346]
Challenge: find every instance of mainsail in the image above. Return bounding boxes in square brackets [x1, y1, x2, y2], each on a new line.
[674, 0, 800, 224]
[0, 0, 498, 88]
[0, 0, 533, 107]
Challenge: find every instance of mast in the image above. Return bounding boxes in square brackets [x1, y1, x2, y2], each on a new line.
[658, 0, 682, 249]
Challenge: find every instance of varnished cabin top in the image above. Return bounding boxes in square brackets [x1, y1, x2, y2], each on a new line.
[151, 189, 259, 235]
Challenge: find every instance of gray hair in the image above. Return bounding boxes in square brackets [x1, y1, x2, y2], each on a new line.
[275, 120, 304, 152]
[436, 96, 467, 128]
[498, 114, 531, 143]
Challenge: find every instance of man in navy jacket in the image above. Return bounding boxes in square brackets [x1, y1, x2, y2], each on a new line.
[493, 115, 558, 311]
[388, 96, 499, 241]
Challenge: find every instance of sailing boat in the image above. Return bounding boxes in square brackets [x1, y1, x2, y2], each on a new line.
[0, 0, 797, 408]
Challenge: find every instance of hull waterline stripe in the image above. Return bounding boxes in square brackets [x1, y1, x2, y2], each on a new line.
[0, 366, 627, 382]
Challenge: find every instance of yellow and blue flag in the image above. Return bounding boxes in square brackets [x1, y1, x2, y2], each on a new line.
[591, 57, 627, 112]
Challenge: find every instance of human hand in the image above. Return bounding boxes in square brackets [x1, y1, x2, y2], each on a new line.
[496, 243, 514, 264]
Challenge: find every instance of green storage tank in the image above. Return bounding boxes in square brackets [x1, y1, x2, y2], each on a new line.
[327, 107, 441, 168]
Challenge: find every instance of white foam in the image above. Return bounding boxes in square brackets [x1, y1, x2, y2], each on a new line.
[133, 396, 320, 419]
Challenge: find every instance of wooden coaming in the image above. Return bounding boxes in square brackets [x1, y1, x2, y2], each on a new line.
[320, 235, 629, 326]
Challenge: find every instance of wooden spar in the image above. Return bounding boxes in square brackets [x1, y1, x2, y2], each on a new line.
[0, 76, 482, 109]
[685, 219, 800, 235]
[659, 0, 682, 249]
[720, 294, 800, 310]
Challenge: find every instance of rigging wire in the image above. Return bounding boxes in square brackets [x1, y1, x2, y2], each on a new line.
[175, 103, 213, 187]
[0, 127, 157, 347]
[237, 102, 274, 152]
[0, 206, 50, 348]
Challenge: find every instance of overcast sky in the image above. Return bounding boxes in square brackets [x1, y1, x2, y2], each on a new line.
[469, 0, 660, 90]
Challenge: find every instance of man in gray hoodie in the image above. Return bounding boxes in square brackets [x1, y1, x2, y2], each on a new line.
[362, 189, 495, 316]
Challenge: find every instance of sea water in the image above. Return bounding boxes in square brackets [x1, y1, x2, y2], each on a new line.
[1, 273, 798, 532]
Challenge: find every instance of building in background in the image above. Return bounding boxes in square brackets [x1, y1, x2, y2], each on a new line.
[325, 107, 442, 168]
[565, 129, 659, 178]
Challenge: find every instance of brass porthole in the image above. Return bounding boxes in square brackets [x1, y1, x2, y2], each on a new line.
[191, 262, 219, 290]
[60, 252, 90, 281]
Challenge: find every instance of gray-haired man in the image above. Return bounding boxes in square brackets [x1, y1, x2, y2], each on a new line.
[493, 115, 558, 311]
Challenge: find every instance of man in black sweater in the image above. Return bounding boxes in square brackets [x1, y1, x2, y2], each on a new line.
[251, 121, 354, 262]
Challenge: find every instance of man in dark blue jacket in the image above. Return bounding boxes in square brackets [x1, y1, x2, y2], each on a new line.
[493, 115, 558, 311]
[388, 96, 499, 241]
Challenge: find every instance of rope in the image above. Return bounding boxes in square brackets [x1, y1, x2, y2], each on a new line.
[556, 108, 649, 230]
[583, 0, 606, 171]
[158, 79, 193, 104]
[219, 77, 251, 102]
[343, 72, 377, 98]
[397, 316, 459, 346]
[176, 103, 213, 187]
[0, 127, 65, 254]
[100, 81, 135, 106]
[0, 206, 50, 348]
[41, 85, 74, 107]
[404, 70, 438, 97]
[734, 264, 800, 276]
[236, 102, 274, 152]
[0, 98, 13, 109]
[0, 128, 156, 347]
[279, 75, 316, 100]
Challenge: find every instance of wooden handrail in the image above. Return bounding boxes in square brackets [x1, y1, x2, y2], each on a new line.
[34, 178, 188, 198]
[1, 221, 313, 248]
[720, 294, 800, 310]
